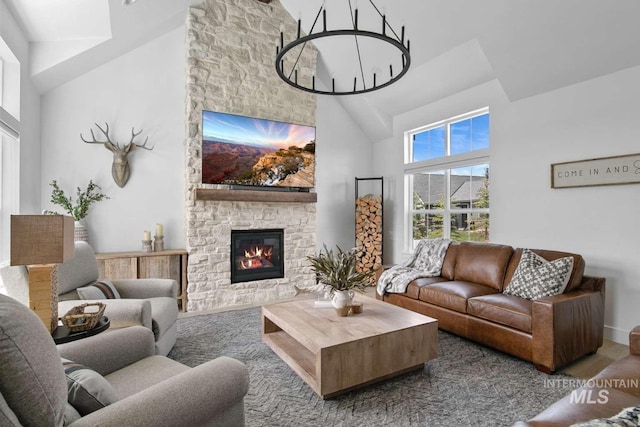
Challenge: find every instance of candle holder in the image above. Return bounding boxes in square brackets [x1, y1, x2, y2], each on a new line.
[142, 240, 152, 253]
[154, 235, 164, 252]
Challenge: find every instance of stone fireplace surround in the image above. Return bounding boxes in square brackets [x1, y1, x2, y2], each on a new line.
[187, 191, 316, 312]
[184, 0, 318, 312]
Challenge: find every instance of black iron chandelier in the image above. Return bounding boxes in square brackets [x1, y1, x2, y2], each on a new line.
[275, 0, 411, 96]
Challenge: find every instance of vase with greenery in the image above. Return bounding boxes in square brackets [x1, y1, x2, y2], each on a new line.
[306, 245, 374, 309]
[46, 180, 109, 243]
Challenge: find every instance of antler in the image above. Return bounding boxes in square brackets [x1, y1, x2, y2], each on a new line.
[129, 127, 154, 150]
[81, 122, 153, 188]
[80, 123, 117, 151]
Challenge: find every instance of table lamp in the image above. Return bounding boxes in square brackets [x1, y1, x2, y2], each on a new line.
[10, 214, 75, 332]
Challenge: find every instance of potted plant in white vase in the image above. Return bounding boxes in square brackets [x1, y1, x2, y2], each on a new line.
[46, 180, 109, 244]
[306, 245, 374, 315]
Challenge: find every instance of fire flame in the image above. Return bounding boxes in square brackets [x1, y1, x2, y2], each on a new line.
[244, 246, 272, 259]
[239, 246, 273, 270]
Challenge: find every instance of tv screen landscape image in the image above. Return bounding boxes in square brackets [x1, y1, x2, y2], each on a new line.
[201, 110, 316, 189]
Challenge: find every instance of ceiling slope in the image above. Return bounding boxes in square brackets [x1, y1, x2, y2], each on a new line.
[4, 0, 640, 141]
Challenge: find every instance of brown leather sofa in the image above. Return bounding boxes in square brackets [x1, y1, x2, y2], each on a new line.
[514, 327, 640, 426]
[376, 241, 606, 373]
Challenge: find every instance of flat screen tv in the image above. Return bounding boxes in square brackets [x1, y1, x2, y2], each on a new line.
[201, 110, 316, 190]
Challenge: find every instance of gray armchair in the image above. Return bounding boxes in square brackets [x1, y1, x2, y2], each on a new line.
[1, 241, 179, 356]
[0, 293, 249, 426]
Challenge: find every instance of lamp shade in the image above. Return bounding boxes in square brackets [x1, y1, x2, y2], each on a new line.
[10, 215, 75, 266]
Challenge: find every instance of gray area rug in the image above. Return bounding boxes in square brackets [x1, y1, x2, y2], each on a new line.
[168, 307, 574, 427]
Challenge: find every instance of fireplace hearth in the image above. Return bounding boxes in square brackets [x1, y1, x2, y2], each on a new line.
[231, 229, 284, 283]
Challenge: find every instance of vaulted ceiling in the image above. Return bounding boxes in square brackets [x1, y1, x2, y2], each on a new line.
[5, 0, 640, 141]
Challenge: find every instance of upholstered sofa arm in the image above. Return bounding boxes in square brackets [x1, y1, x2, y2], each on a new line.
[58, 299, 152, 330]
[374, 265, 394, 300]
[629, 326, 640, 355]
[57, 326, 155, 376]
[112, 278, 178, 299]
[531, 278, 605, 372]
[68, 356, 249, 427]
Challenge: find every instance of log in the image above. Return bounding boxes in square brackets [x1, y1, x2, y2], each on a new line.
[354, 194, 383, 280]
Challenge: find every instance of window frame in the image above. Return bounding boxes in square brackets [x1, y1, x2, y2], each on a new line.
[404, 108, 489, 251]
[0, 40, 20, 265]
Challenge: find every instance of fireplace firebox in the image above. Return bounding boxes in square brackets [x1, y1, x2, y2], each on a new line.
[230, 229, 284, 283]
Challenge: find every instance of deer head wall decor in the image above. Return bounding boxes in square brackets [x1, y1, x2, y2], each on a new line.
[81, 122, 154, 188]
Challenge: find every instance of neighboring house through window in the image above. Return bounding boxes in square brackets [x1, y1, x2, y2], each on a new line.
[404, 108, 489, 251]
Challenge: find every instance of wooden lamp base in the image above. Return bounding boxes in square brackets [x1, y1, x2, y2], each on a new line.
[27, 264, 59, 333]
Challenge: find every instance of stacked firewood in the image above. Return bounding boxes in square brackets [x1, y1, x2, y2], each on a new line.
[355, 194, 382, 279]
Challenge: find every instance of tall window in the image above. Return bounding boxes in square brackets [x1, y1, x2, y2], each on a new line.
[0, 40, 21, 265]
[405, 108, 489, 249]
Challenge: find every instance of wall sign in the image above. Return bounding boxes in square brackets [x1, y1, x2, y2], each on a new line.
[551, 153, 640, 188]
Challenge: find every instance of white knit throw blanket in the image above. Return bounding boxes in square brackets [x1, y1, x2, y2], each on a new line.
[376, 238, 452, 296]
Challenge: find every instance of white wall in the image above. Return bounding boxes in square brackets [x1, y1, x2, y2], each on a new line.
[40, 27, 185, 252]
[316, 95, 374, 250]
[372, 67, 640, 344]
[491, 65, 640, 344]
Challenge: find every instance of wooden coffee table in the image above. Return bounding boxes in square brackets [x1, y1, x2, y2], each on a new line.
[262, 294, 437, 398]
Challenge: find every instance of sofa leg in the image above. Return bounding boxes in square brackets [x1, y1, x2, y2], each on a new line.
[535, 364, 555, 374]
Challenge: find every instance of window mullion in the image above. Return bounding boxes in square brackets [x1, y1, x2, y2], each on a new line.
[444, 122, 451, 240]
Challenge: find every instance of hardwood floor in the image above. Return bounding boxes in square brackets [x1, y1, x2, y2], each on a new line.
[561, 339, 629, 379]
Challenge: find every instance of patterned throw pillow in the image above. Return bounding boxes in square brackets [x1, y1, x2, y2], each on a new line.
[61, 359, 119, 416]
[504, 249, 574, 300]
[76, 279, 121, 299]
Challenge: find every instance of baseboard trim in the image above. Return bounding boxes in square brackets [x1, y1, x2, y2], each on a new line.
[604, 325, 629, 345]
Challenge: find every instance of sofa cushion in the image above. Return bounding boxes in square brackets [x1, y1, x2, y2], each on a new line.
[0, 265, 29, 307]
[419, 280, 498, 313]
[62, 358, 119, 416]
[454, 242, 514, 291]
[77, 279, 121, 300]
[505, 248, 585, 293]
[504, 249, 574, 300]
[440, 243, 458, 280]
[405, 277, 448, 300]
[58, 241, 100, 294]
[467, 294, 533, 333]
[105, 355, 190, 399]
[0, 294, 67, 427]
[0, 390, 21, 426]
[64, 403, 81, 425]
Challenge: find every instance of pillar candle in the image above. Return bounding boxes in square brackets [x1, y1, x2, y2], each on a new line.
[144, 230, 151, 241]
[156, 223, 163, 237]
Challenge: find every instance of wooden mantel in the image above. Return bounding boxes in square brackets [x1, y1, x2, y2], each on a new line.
[195, 188, 317, 203]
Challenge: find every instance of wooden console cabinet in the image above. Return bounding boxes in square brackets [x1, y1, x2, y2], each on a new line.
[95, 250, 188, 311]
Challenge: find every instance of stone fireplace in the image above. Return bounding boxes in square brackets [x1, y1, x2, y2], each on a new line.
[185, 196, 316, 311]
[184, 0, 317, 311]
